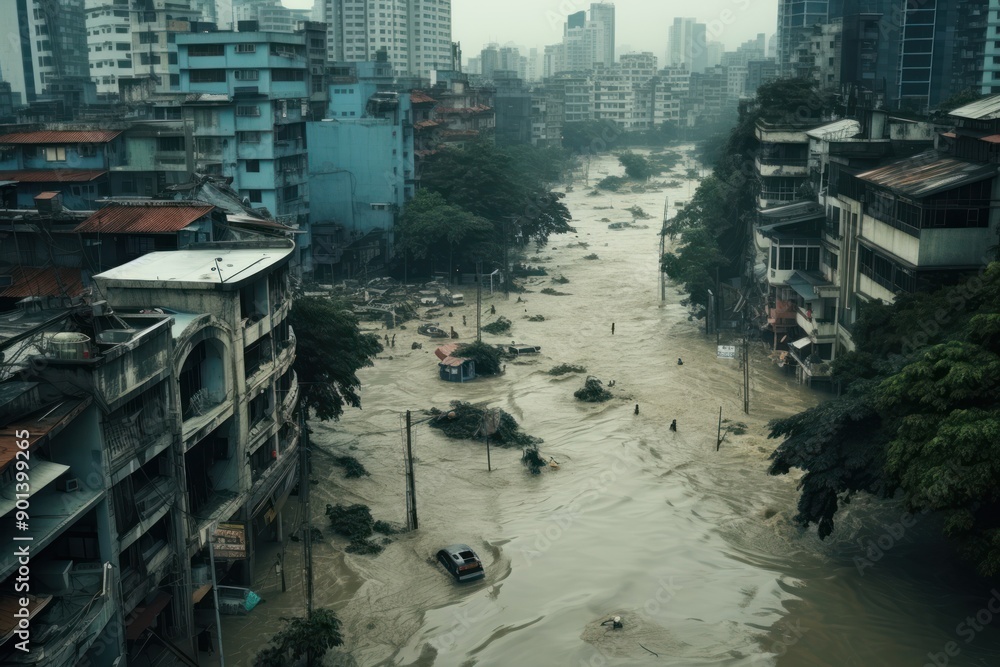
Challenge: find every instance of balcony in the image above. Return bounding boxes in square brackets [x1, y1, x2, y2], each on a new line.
[118, 479, 175, 551]
[796, 309, 837, 340]
[755, 156, 809, 177]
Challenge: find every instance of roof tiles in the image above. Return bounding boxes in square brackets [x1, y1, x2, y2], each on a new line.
[75, 202, 214, 234]
[0, 266, 84, 299]
[0, 169, 107, 182]
[0, 130, 122, 144]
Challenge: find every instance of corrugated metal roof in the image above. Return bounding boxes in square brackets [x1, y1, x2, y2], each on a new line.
[414, 119, 440, 130]
[74, 202, 214, 234]
[806, 119, 862, 141]
[409, 91, 437, 104]
[0, 130, 122, 144]
[435, 343, 461, 360]
[0, 266, 84, 299]
[948, 95, 1000, 120]
[0, 169, 106, 182]
[856, 151, 997, 198]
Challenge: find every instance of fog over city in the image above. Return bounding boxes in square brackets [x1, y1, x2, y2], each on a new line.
[283, 0, 780, 58]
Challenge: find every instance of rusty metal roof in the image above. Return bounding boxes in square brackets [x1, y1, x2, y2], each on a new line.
[75, 202, 214, 234]
[948, 96, 1000, 120]
[435, 343, 461, 360]
[0, 169, 107, 182]
[0, 266, 85, 299]
[413, 119, 440, 130]
[0, 397, 91, 476]
[409, 91, 437, 104]
[856, 151, 997, 198]
[0, 130, 122, 144]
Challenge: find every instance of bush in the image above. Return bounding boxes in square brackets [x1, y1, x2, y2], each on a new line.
[583, 254, 599, 260]
[333, 455, 369, 479]
[553, 275, 570, 284]
[482, 316, 512, 335]
[540, 287, 570, 295]
[454, 340, 504, 375]
[574, 376, 613, 402]
[548, 364, 586, 376]
[254, 608, 343, 667]
[522, 445, 547, 475]
[325, 503, 391, 554]
[627, 205, 651, 219]
[527, 314, 545, 322]
[428, 400, 542, 447]
[597, 175, 627, 191]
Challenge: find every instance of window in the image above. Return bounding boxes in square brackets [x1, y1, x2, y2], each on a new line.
[45, 146, 67, 162]
[139, 31, 157, 44]
[156, 136, 184, 151]
[245, 159, 260, 172]
[187, 43, 224, 57]
[78, 144, 96, 158]
[247, 189, 262, 203]
[235, 69, 259, 81]
[272, 68, 305, 82]
[238, 131, 261, 143]
[282, 185, 298, 201]
[237, 105, 260, 116]
[236, 43, 257, 53]
[190, 69, 226, 83]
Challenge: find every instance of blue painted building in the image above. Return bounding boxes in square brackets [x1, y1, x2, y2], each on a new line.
[305, 60, 416, 281]
[0, 129, 125, 208]
[176, 24, 323, 260]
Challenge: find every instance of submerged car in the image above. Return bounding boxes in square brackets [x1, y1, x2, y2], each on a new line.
[436, 544, 485, 581]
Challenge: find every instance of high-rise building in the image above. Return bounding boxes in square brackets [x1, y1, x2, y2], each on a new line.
[667, 18, 707, 74]
[85, 0, 135, 97]
[776, 0, 829, 75]
[233, 0, 311, 32]
[317, 0, 453, 80]
[0, 0, 90, 103]
[589, 2, 616, 66]
[130, 0, 203, 93]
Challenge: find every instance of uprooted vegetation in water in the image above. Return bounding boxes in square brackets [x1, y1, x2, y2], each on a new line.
[583, 254, 600, 260]
[452, 341, 505, 375]
[627, 205, 652, 219]
[552, 275, 570, 284]
[527, 314, 545, 322]
[332, 455, 369, 479]
[522, 445, 548, 475]
[481, 316, 512, 335]
[574, 376, 613, 402]
[548, 364, 586, 376]
[541, 287, 570, 296]
[722, 419, 748, 435]
[325, 503, 398, 554]
[428, 400, 542, 448]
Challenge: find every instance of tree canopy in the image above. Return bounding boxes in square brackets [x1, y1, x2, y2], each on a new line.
[768, 263, 1000, 575]
[420, 141, 574, 244]
[290, 296, 382, 421]
[254, 608, 343, 666]
[396, 190, 494, 275]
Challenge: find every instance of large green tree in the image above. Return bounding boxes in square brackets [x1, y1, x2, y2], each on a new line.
[421, 141, 575, 244]
[254, 608, 343, 666]
[396, 190, 495, 275]
[290, 296, 382, 421]
[769, 263, 1000, 575]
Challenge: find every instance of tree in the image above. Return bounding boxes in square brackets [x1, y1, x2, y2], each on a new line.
[290, 296, 382, 421]
[768, 263, 1000, 576]
[395, 190, 495, 276]
[561, 119, 622, 153]
[420, 141, 574, 245]
[618, 152, 658, 180]
[254, 608, 343, 666]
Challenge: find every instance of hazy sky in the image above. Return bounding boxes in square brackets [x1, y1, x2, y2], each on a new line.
[283, 0, 779, 59]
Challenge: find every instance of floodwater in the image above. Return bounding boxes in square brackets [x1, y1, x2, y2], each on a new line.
[223, 148, 1000, 666]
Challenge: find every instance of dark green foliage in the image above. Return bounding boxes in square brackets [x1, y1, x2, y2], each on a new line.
[597, 175, 627, 191]
[574, 376, 613, 402]
[290, 296, 382, 421]
[333, 455, 369, 479]
[541, 287, 570, 295]
[527, 314, 545, 322]
[454, 341, 503, 375]
[254, 608, 343, 666]
[372, 520, 397, 535]
[522, 445, 547, 475]
[583, 254, 599, 261]
[769, 264, 1000, 575]
[562, 119, 623, 153]
[553, 275, 570, 284]
[396, 190, 495, 275]
[325, 503, 390, 554]
[618, 152, 660, 180]
[627, 205, 651, 219]
[421, 141, 574, 244]
[481, 316, 512, 335]
[548, 364, 586, 376]
[428, 400, 542, 447]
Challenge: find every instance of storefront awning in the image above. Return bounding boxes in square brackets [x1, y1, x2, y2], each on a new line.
[790, 336, 812, 350]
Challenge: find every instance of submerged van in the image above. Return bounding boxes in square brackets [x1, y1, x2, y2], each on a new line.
[507, 344, 541, 356]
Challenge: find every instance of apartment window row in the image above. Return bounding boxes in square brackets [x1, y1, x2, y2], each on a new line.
[858, 245, 916, 294]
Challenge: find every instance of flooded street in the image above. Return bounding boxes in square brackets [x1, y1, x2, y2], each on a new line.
[224, 148, 1000, 666]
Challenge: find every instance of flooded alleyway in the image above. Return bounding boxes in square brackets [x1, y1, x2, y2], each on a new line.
[221, 148, 1000, 666]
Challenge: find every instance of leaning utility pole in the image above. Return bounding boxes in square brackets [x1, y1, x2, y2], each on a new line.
[476, 261, 483, 343]
[742, 307, 750, 415]
[404, 411, 418, 530]
[298, 406, 314, 616]
[659, 195, 668, 302]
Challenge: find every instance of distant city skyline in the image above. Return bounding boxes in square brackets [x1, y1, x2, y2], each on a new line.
[283, 0, 779, 61]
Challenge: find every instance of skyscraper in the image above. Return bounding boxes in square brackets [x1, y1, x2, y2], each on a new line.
[318, 0, 454, 80]
[776, 0, 830, 75]
[667, 18, 707, 74]
[558, 3, 616, 73]
[589, 2, 616, 66]
[0, 0, 89, 103]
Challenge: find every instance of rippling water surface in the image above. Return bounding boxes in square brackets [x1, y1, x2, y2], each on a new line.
[222, 148, 1000, 667]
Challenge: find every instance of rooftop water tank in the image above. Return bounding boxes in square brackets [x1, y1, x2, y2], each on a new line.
[49, 332, 91, 360]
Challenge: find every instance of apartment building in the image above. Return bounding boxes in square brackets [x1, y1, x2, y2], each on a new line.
[85, 0, 135, 97]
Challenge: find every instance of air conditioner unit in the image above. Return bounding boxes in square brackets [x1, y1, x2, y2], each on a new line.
[57, 477, 80, 492]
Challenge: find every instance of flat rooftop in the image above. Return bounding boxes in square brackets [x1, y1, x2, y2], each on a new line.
[93, 241, 294, 289]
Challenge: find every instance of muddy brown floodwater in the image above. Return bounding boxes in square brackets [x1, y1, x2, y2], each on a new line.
[223, 148, 1000, 667]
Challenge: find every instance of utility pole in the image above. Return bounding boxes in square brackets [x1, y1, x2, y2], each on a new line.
[503, 218, 514, 300]
[299, 406, 313, 617]
[208, 526, 225, 666]
[476, 261, 482, 343]
[742, 310, 750, 415]
[404, 411, 418, 530]
[716, 407, 723, 451]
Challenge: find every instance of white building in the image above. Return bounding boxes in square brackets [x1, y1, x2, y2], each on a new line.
[0, 0, 89, 103]
[85, 0, 135, 97]
[129, 0, 202, 93]
[667, 17, 707, 74]
[317, 0, 454, 79]
[589, 2, 616, 66]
